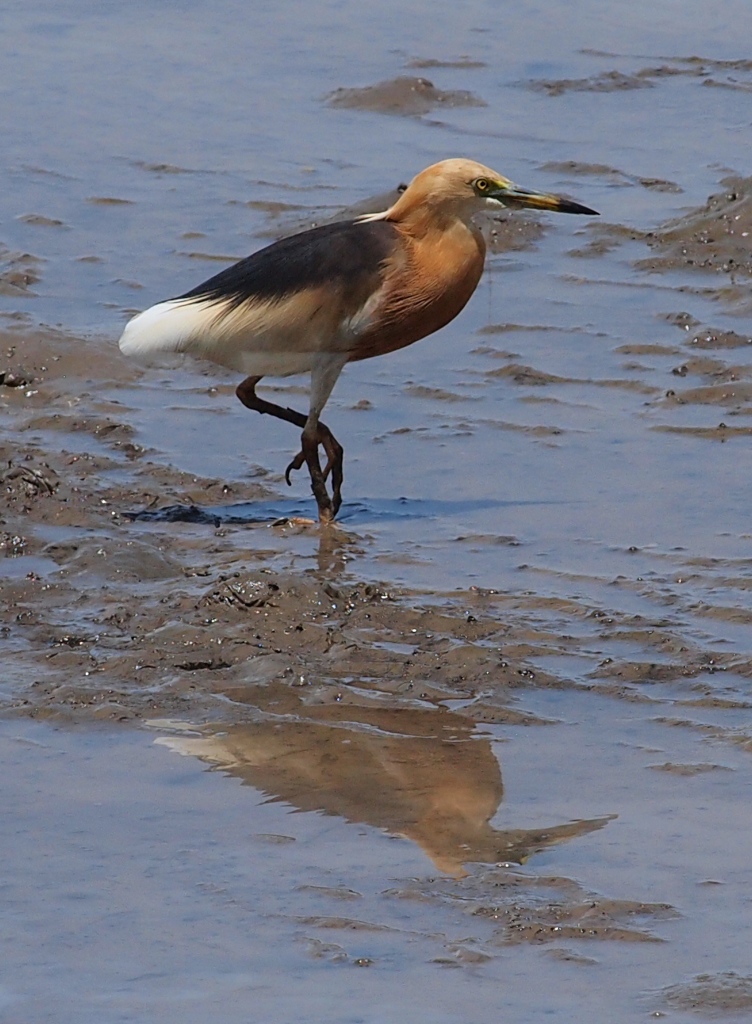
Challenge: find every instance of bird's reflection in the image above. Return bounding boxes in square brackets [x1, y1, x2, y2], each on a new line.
[156, 702, 611, 876]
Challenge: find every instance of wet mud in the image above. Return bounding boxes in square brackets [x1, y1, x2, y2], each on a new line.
[638, 176, 752, 280]
[0, 246, 43, 296]
[529, 54, 752, 97]
[662, 973, 752, 1016]
[326, 76, 486, 116]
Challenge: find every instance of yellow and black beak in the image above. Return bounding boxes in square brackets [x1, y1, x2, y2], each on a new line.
[489, 180, 599, 216]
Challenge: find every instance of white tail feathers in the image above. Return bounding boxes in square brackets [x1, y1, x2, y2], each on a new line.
[118, 295, 320, 378]
[118, 299, 217, 364]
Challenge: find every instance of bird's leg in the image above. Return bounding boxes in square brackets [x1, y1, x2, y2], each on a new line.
[298, 421, 344, 518]
[299, 416, 336, 521]
[235, 375, 343, 521]
[304, 355, 348, 520]
[318, 424, 344, 511]
[236, 375, 307, 430]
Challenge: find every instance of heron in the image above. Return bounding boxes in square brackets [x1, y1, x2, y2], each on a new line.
[119, 158, 597, 522]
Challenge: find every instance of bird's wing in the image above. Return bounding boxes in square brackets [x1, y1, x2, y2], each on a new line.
[119, 219, 400, 376]
[179, 218, 398, 309]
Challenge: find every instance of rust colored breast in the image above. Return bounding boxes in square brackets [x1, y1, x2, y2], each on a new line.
[348, 220, 486, 363]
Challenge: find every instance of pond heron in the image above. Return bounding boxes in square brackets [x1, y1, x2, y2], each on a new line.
[119, 158, 598, 521]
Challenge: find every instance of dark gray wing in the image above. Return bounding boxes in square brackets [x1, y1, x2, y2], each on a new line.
[178, 219, 400, 309]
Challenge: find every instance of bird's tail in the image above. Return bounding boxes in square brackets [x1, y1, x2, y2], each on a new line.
[118, 298, 217, 364]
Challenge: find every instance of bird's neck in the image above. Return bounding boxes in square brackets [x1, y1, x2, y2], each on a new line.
[388, 203, 482, 248]
[393, 210, 487, 298]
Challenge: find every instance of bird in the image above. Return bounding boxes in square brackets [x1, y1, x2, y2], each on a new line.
[119, 158, 598, 522]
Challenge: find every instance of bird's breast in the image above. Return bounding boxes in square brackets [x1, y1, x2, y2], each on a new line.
[348, 221, 485, 362]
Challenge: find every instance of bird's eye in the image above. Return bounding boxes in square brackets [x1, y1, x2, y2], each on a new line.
[475, 178, 489, 193]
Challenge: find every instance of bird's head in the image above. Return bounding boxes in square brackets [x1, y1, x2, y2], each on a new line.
[375, 157, 598, 226]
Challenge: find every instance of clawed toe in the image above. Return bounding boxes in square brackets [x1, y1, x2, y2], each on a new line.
[281, 423, 344, 520]
[285, 450, 306, 485]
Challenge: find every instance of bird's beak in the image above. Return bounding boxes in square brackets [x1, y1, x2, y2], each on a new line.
[489, 180, 599, 216]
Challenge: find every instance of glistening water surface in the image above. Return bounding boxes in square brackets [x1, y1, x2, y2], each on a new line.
[2, 0, 752, 1021]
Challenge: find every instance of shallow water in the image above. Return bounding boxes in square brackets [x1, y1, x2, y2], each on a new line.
[2, 0, 752, 1020]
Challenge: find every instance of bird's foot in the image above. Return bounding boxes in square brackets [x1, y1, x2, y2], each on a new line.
[284, 447, 339, 521]
[308, 459, 338, 523]
[285, 423, 342, 483]
[284, 422, 343, 522]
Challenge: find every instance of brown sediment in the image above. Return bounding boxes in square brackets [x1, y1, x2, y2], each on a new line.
[0, 245, 44, 295]
[0, 324, 544, 730]
[176, 250, 246, 262]
[662, 972, 752, 1014]
[404, 384, 474, 402]
[646, 762, 732, 775]
[651, 423, 752, 440]
[541, 162, 682, 194]
[637, 176, 752, 278]
[530, 70, 654, 96]
[407, 864, 677, 944]
[17, 214, 67, 228]
[326, 76, 486, 116]
[131, 161, 198, 174]
[530, 55, 752, 96]
[85, 196, 135, 205]
[405, 57, 486, 69]
[685, 327, 752, 350]
[485, 361, 658, 394]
